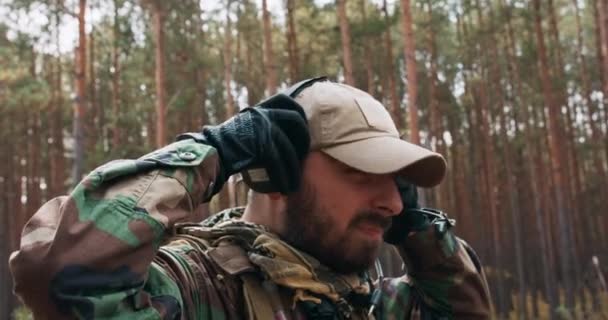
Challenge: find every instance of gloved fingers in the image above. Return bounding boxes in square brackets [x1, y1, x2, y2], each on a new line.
[257, 93, 308, 121]
[395, 177, 419, 209]
[263, 108, 310, 160]
[265, 123, 302, 194]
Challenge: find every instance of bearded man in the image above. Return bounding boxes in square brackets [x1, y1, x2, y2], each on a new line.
[10, 78, 491, 319]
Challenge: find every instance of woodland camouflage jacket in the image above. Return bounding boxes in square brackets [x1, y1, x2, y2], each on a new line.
[9, 139, 492, 319]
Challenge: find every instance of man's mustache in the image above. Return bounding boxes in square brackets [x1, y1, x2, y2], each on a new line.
[350, 210, 392, 231]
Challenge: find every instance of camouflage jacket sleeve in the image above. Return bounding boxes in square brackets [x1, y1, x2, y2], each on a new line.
[9, 139, 232, 320]
[379, 222, 492, 319]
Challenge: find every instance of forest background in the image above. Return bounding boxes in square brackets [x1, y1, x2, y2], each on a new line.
[1, 0, 608, 319]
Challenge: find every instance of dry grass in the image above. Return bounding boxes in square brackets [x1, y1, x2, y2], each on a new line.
[507, 291, 608, 320]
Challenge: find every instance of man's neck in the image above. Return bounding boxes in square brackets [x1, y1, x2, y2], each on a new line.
[242, 195, 286, 235]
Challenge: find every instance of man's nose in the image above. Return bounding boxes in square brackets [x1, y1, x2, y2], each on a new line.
[372, 177, 403, 216]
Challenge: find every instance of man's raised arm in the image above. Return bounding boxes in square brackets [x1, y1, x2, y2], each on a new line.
[10, 97, 310, 319]
[10, 140, 221, 319]
[380, 180, 492, 319]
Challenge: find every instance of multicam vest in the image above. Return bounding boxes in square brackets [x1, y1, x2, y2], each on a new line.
[167, 208, 377, 320]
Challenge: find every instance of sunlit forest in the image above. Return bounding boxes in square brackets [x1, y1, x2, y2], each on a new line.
[1, 0, 607, 319]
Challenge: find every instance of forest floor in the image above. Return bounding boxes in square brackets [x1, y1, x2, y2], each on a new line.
[507, 291, 608, 320]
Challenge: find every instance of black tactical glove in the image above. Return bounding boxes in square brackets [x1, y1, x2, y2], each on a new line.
[178, 93, 310, 197]
[383, 178, 456, 246]
[384, 177, 429, 245]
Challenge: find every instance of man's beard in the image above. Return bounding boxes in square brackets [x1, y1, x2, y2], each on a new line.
[282, 181, 391, 274]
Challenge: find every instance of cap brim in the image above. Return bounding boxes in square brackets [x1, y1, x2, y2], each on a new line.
[321, 136, 447, 187]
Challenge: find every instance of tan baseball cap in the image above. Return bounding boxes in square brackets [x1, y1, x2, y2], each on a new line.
[293, 80, 446, 187]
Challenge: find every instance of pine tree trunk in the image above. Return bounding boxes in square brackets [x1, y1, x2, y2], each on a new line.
[88, 29, 98, 146]
[572, 5, 608, 310]
[193, 3, 208, 127]
[546, 4, 585, 305]
[0, 106, 11, 319]
[484, 2, 528, 316]
[594, 0, 606, 95]
[400, 0, 419, 144]
[224, 2, 235, 117]
[51, 24, 66, 196]
[457, 11, 484, 256]
[473, 0, 506, 313]
[337, 0, 354, 85]
[262, 0, 277, 94]
[425, 0, 449, 210]
[382, 0, 400, 129]
[111, 0, 121, 150]
[597, 0, 608, 164]
[474, 80, 506, 316]
[152, 2, 167, 147]
[361, 0, 374, 95]
[532, 0, 575, 310]
[72, 0, 87, 185]
[26, 109, 42, 220]
[498, 29, 527, 320]
[598, 0, 608, 98]
[197, 69, 208, 126]
[221, 1, 237, 208]
[286, 0, 299, 83]
[537, 102, 562, 312]
[573, 0, 608, 191]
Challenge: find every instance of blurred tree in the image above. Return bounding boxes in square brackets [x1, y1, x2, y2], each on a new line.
[262, 0, 277, 94]
[400, 0, 419, 144]
[71, 0, 87, 183]
[337, 0, 354, 85]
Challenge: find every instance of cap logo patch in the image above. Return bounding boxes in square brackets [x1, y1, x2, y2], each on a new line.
[354, 97, 394, 133]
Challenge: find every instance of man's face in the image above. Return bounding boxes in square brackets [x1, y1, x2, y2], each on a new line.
[283, 152, 403, 273]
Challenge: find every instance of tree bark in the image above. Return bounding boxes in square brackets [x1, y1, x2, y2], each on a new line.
[111, 0, 121, 150]
[337, 0, 354, 85]
[473, 0, 506, 313]
[152, 2, 167, 147]
[532, 0, 575, 310]
[598, 0, 608, 98]
[286, 0, 300, 83]
[473, 80, 505, 316]
[425, 0, 449, 210]
[72, 0, 87, 185]
[546, 5, 585, 303]
[50, 8, 67, 196]
[573, 0, 608, 190]
[0, 154, 8, 318]
[573, 5, 608, 300]
[262, 0, 277, 94]
[597, 0, 608, 163]
[26, 106, 42, 220]
[88, 28, 98, 144]
[400, 0, 419, 144]
[224, 1, 236, 117]
[361, 0, 374, 95]
[382, 0, 401, 129]
[486, 2, 528, 316]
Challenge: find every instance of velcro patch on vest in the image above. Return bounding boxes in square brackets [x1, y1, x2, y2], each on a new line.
[208, 242, 255, 275]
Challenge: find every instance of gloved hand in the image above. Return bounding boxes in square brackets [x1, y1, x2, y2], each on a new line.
[178, 93, 310, 197]
[384, 177, 428, 245]
[384, 177, 456, 244]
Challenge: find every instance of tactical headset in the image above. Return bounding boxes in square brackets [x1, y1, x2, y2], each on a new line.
[241, 76, 327, 193]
